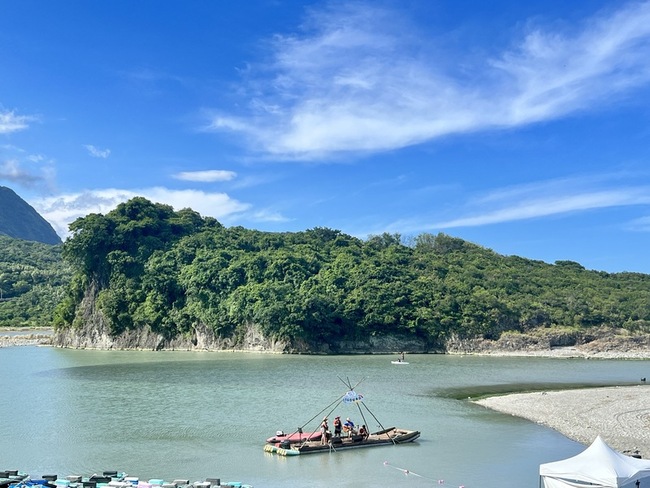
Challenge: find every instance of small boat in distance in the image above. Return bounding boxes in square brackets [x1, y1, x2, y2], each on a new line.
[391, 352, 408, 364]
[264, 377, 420, 456]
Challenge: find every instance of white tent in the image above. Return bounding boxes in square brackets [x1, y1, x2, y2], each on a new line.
[540, 436, 650, 488]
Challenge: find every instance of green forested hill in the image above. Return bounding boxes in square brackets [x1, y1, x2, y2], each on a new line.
[0, 235, 72, 326]
[53, 197, 650, 350]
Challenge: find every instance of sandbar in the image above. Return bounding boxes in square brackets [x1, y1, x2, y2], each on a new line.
[475, 385, 650, 457]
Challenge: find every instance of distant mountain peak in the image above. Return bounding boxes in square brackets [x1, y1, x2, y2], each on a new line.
[0, 186, 61, 245]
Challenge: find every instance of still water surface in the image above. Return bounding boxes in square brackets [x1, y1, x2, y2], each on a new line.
[1, 347, 647, 487]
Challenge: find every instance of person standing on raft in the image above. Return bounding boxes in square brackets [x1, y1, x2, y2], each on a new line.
[333, 416, 342, 437]
[320, 417, 330, 445]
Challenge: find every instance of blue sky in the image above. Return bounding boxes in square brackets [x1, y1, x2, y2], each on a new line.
[2, 1, 650, 274]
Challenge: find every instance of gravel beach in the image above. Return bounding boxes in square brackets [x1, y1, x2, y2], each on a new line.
[475, 385, 650, 457]
[0, 328, 52, 347]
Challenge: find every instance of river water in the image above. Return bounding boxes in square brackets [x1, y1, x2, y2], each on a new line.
[1, 347, 647, 487]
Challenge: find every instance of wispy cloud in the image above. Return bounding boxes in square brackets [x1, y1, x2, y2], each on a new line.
[119, 66, 192, 97]
[490, 2, 650, 125]
[0, 159, 43, 185]
[354, 173, 650, 238]
[173, 169, 236, 182]
[30, 187, 252, 239]
[0, 110, 34, 134]
[433, 189, 650, 229]
[407, 175, 650, 232]
[248, 208, 290, 223]
[205, 1, 650, 159]
[84, 144, 111, 158]
[626, 216, 650, 231]
[0, 149, 55, 189]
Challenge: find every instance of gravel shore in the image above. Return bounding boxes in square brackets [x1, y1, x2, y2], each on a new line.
[0, 328, 52, 347]
[475, 385, 650, 457]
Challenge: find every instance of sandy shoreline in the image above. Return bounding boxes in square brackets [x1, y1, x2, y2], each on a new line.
[475, 385, 650, 457]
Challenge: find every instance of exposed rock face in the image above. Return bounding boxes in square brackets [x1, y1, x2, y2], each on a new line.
[52, 291, 425, 354]
[445, 328, 650, 358]
[53, 317, 292, 353]
[43, 321, 650, 357]
[52, 282, 649, 356]
[53, 320, 429, 354]
[52, 280, 430, 353]
[336, 335, 431, 354]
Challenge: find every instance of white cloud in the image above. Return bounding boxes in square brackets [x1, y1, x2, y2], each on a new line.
[433, 189, 650, 229]
[248, 209, 290, 223]
[490, 1, 650, 125]
[626, 215, 650, 231]
[0, 159, 38, 184]
[359, 174, 650, 237]
[0, 158, 52, 187]
[411, 175, 650, 232]
[84, 145, 111, 158]
[173, 169, 237, 182]
[0, 110, 34, 133]
[27, 154, 46, 163]
[31, 187, 251, 239]
[205, 1, 650, 159]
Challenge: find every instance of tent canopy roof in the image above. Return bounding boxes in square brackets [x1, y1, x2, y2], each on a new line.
[540, 436, 650, 487]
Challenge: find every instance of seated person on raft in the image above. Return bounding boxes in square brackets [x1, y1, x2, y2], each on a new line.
[359, 425, 368, 438]
[343, 417, 356, 436]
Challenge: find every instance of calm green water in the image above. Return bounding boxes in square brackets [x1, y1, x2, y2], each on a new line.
[1, 347, 647, 487]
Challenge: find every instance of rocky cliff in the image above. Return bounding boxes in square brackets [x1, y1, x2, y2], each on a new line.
[445, 327, 650, 358]
[52, 280, 648, 356]
[53, 288, 292, 352]
[52, 279, 431, 353]
[53, 318, 430, 354]
[49, 321, 650, 357]
[53, 320, 292, 352]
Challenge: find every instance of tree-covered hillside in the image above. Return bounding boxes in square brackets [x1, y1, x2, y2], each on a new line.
[0, 235, 72, 326]
[54, 198, 650, 350]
